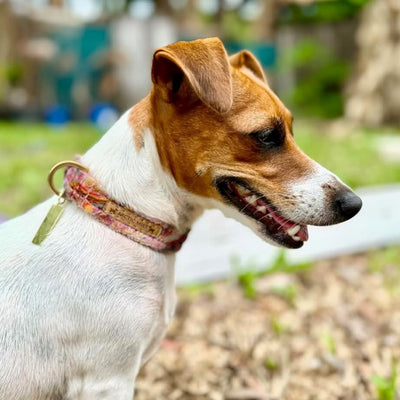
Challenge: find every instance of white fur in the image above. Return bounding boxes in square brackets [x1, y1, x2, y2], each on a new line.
[0, 109, 203, 400]
[0, 106, 355, 399]
[286, 159, 349, 225]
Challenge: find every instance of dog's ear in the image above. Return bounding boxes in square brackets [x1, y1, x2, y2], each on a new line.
[151, 38, 232, 114]
[230, 50, 266, 83]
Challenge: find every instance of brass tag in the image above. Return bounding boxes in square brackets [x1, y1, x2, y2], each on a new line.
[104, 201, 163, 237]
[32, 203, 64, 245]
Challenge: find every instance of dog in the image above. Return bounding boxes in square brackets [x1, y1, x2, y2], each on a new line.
[0, 38, 361, 399]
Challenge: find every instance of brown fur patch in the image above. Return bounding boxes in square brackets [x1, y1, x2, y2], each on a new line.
[131, 40, 315, 216]
[230, 50, 267, 83]
[151, 38, 232, 114]
[129, 96, 152, 150]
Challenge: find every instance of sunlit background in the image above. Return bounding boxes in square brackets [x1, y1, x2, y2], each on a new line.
[2, 0, 398, 123]
[1, 0, 400, 398]
[1, 0, 400, 213]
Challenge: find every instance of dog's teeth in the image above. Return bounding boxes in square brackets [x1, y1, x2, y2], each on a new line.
[236, 185, 247, 195]
[246, 195, 257, 205]
[292, 235, 301, 241]
[257, 205, 267, 214]
[287, 225, 300, 236]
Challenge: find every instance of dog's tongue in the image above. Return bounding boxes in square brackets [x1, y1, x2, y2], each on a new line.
[298, 226, 309, 241]
[269, 209, 309, 242]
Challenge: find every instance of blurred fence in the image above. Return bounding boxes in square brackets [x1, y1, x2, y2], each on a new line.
[1, 0, 399, 125]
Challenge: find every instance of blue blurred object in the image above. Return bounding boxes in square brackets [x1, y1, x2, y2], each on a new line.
[44, 104, 71, 125]
[225, 42, 276, 68]
[40, 25, 111, 119]
[89, 102, 119, 132]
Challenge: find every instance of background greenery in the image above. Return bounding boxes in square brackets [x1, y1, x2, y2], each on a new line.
[279, 39, 350, 118]
[1, 120, 399, 217]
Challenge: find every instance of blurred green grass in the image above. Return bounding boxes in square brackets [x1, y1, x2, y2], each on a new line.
[294, 120, 400, 188]
[0, 120, 399, 217]
[0, 122, 99, 217]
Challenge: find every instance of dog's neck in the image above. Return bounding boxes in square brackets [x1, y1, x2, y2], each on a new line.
[82, 107, 203, 235]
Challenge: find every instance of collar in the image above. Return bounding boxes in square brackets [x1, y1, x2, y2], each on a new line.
[62, 161, 189, 252]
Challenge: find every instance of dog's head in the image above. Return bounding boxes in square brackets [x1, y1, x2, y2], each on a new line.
[149, 37, 362, 248]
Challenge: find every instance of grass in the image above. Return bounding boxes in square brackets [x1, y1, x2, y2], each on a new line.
[294, 120, 400, 189]
[236, 269, 258, 299]
[0, 119, 399, 217]
[232, 244, 400, 301]
[372, 360, 398, 400]
[0, 122, 99, 217]
[270, 284, 297, 307]
[321, 331, 337, 355]
[232, 250, 310, 300]
[368, 247, 400, 295]
[264, 357, 279, 372]
[271, 317, 289, 336]
[368, 247, 400, 273]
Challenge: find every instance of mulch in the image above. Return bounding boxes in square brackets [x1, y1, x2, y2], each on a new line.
[136, 248, 400, 400]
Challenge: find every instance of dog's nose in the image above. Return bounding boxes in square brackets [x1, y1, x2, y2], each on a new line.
[335, 189, 362, 220]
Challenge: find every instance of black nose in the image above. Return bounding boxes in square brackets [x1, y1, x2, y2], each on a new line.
[335, 190, 362, 220]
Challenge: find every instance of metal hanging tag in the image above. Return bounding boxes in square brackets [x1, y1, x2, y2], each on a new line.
[32, 191, 65, 245]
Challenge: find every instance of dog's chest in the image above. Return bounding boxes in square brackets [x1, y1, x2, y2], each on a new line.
[59, 222, 178, 367]
[60, 250, 177, 396]
[0, 203, 178, 398]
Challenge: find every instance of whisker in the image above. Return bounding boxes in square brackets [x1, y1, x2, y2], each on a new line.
[258, 213, 271, 222]
[239, 194, 264, 213]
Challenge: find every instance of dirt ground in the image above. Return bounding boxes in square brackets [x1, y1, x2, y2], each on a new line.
[136, 248, 400, 400]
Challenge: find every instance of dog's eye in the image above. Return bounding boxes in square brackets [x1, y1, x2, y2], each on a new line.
[253, 128, 284, 148]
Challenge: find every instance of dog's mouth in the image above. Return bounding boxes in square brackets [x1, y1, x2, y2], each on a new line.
[215, 178, 309, 249]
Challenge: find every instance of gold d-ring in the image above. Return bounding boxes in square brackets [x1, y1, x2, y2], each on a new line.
[48, 160, 89, 197]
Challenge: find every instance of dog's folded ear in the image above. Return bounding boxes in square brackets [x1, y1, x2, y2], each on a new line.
[151, 38, 232, 114]
[230, 50, 266, 83]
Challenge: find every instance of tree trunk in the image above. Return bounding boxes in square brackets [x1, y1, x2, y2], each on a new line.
[256, 0, 281, 41]
[0, 0, 16, 103]
[345, 0, 400, 126]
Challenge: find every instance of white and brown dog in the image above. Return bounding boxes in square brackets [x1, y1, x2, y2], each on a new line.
[0, 38, 361, 399]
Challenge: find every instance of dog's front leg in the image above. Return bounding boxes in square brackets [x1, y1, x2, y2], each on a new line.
[66, 374, 136, 400]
